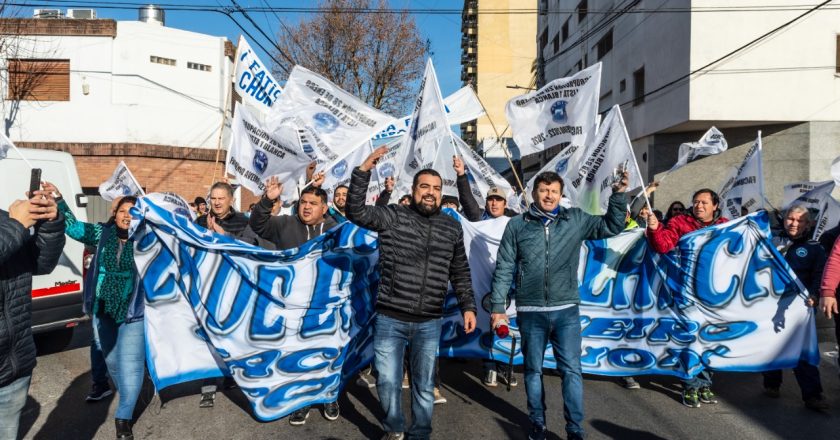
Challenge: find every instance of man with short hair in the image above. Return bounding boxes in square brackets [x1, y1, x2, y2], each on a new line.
[250, 177, 338, 252]
[331, 185, 349, 222]
[195, 181, 263, 408]
[644, 188, 728, 408]
[453, 155, 516, 222]
[0, 189, 65, 440]
[491, 171, 628, 440]
[347, 146, 477, 440]
[764, 205, 828, 410]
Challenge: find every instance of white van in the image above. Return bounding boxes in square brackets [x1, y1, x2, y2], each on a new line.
[0, 147, 88, 336]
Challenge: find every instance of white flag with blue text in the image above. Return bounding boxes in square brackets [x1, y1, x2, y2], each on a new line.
[98, 161, 144, 202]
[720, 133, 765, 219]
[233, 36, 282, 113]
[670, 126, 728, 172]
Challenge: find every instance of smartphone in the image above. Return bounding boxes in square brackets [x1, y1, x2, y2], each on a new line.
[29, 168, 42, 196]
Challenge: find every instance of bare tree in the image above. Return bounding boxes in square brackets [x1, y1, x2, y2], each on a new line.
[273, 0, 427, 115]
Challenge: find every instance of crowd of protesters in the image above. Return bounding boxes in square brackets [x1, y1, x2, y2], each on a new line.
[2, 149, 840, 440]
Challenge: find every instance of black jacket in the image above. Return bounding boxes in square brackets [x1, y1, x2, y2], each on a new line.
[776, 233, 826, 296]
[456, 174, 516, 222]
[196, 208, 267, 248]
[0, 209, 65, 387]
[347, 167, 476, 321]
[249, 196, 338, 250]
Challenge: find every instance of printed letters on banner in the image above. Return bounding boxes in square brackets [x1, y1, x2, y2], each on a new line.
[267, 65, 391, 169]
[526, 105, 643, 215]
[99, 161, 144, 202]
[142, 192, 196, 222]
[782, 180, 835, 214]
[720, 133, 765, 219]
[505, 63, 601, 157]
[131, 197, 378, 421]
[226, 106, 311, 196]
[233, 36, 283, 113]
[450, 211, 817, 377]
[132, 201, 817, 422]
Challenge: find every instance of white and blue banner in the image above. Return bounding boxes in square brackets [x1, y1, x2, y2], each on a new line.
[131, 197, 378, 421]
[234, 36, 282, 113]
[446, 211, 818, 378]
[132, 199, 817, 421]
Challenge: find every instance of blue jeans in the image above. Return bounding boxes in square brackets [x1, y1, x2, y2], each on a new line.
[0, 375, 30, 440]
[683, 370, 713, 390]
[374, 314, 442, 440]
[518, 307, 585, 437]
[91, 338, 109, 387]
[94, 314, 146, 420]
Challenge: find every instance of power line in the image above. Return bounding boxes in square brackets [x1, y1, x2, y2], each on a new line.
[18, 0, 840, 15]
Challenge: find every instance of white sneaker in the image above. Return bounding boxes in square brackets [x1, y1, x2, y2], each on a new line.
[433, 387, 447, 404]
[483, 369, 498, 387]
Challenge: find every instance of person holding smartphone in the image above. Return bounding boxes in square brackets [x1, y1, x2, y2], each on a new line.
[0, 182, 65, 440]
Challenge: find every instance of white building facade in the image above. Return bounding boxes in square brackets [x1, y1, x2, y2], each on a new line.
[0, 11, 238, 216]
[535, 0, 840, 207]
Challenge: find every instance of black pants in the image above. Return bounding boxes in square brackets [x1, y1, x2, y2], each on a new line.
[762, 360, 823, 400]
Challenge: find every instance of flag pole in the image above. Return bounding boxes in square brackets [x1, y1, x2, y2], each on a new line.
[210, 65, 235, 187]
[470, 83, 526, 194]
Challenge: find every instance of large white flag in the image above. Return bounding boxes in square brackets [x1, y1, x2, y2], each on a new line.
[233, 36, 283, 113]
[372, 85, 485, 141]
[226, 106, 312, 196]
[782, 180, 835, 212]
[670, 126, 728, 172]
[321, 143, 375, 203]
[395, 59, 451, 180]
[541, 105, 644, 215]
[99, 161, 144, 202]
[268, 66, 391, 169]
[814, 196, 840, 240]
[505, 63, 601, 157]
[453, 134, 517, 209]
[720, 133, 765, 219]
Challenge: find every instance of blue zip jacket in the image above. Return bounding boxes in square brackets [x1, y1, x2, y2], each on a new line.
[490, 192, 627, 313]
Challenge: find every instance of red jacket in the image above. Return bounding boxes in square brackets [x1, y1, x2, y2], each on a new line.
[820, 238, 840, 298]
[646, 213, 729, 254]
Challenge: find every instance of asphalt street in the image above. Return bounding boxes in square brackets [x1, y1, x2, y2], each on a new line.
[17, 321, 840, 440]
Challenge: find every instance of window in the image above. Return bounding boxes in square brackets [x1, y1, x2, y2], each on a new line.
[150, 55, 176, 66]
[561, 19, 570, 42]
[539, 29, 549, 53]
[633, 67, 645, 106]
[188, 62, 212, 72]
[575, 59, 583, 72]
[596, 29, 613, 60]
[619, 79, 626, 92]
[552, 33, 560, 54]
[577, 0, 588, 22]
[7, 59, 70, 101]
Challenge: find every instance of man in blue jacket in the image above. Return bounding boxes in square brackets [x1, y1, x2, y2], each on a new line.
[490, 171, 628, 440]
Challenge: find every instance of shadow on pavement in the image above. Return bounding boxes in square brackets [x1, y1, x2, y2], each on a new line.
[590, 419, 668, 439]
[31, 371, 114, 440]
[443, 359, 531, 432]
[17, 396, 41, 439]
[344, 383, 385, 439]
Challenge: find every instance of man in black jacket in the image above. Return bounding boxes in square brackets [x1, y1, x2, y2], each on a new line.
[197, 182, 262, 247]
[348, 146, 477, 440]
[0, 189, 65, 439]
[249, 178, 338, 251]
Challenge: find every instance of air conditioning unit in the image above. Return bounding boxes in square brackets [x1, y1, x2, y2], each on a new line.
[33, 9, 62, 19]
[67, 9, 97, 19]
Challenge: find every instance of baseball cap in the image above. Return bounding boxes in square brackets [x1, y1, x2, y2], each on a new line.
[486, 187, 507, 200]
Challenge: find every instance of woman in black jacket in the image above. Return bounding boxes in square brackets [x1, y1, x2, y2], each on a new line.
[0, 189, 65, 440]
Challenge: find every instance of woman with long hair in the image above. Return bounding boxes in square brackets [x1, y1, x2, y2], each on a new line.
[45, 182, 144, 440]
